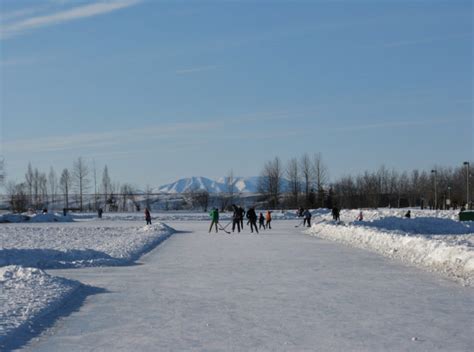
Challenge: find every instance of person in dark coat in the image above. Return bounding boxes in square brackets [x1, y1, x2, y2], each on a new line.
[258, 212, 266, 230]
[298, 207, 304, 217]
[405, 210, 411, 218]
[246, 207, 259, 233]
[145, 207, 152, 225]
[332, 207, 340, 221]
[238, 206, 245, 229]
[232, 204, 241, 233]
[303, 209, 312, 227]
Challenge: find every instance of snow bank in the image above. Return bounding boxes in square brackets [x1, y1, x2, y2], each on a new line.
[316, 208, 461, 223]
[353, 217, 473, 235]
[0, 222, 175, 268]
[0, 266, 80, 349]
[307, 212, 474, 286]
[0, 213, 74, 223]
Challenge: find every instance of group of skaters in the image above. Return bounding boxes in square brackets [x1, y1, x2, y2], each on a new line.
[145, 204, 417, 230]
[209, 205, 273, 234]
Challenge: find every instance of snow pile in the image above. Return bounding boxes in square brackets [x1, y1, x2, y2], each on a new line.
[354, 217, 473, 235]
[0, 266, 80, 349]
[0, 214, 30, 223]
[0, 213, 74, 223]
[0, 222, 175, 268]
[315, 208, 461, 223]
[307, 212, 474, 286]
[29, 213, 74, 223]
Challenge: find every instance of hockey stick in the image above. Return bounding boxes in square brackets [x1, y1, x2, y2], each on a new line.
[222, 221, 233, 230]
[295, 218, 326, 228]
[294, 220, 305, 228]
[218, 224, 231, 234]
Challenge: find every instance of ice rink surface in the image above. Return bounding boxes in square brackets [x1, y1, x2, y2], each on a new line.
[17, 220, 474, 352]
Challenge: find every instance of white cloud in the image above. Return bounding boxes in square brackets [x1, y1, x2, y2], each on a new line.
[1, 0, 141, 39]
[2, 121, 216, 153]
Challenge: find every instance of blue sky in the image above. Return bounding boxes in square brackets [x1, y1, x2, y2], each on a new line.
[0, 0, 472, 187]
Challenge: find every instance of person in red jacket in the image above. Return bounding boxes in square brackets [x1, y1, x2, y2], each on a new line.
[265, 210, 272, 229]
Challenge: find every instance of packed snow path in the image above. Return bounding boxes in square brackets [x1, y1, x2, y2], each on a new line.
[19, 221, 474, 351]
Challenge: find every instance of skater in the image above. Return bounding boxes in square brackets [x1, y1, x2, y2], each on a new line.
[209, 207, 219, 233]
[98, 207, 103, 219]
[238, 206, 245, 229]
[246, 207, 259, 233]
[232, 204, 241, 233]
[332, 207, 340, 222]
[258, 212, 266, 230]
[265, 210, 272, 229]
[145, 207, 152, 225]
[405, 210, 411, 218]
[357, 210, 363, 221]
[298, 207, 304, 217]
[303, 209, 312, 227]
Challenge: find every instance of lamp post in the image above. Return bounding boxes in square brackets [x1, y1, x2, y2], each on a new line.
[463, 162, 470, 209]
[431, 169, 437, 210]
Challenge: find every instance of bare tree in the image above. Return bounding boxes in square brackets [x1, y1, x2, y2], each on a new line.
[102, 165, 111, 206]
[144, 184, 153, 209]
[33, 168, 40, 207]
[313, 153, 328, 208]
[286, 158, 300, 208]
[6, 181, 28, 213]
[48, 167, 58, 209]
[190, 187, 210, 212]
[118, 183, 140, 212]
[25, 162, 33, 206]
[258, 157, 283, 208]
[59, 168, 72, 209]
[72, 157, 90, 211]
[299, 153, 312, 206]
[107, 181, 120, 211]
[93, 160, 98, 211]
[39, 172, 48, 208]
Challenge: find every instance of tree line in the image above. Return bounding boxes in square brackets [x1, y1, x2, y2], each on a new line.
[258, 154, 472, 210]
[1, 155, 472, 212]
[2, 157, 144, 213]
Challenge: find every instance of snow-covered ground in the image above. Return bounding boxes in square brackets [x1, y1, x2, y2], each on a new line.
[0, 219, 176, 349]
[0, 221, 175, 268]
[0, 213, 74, 223]
[0, 266, 80, 350]
[307, 209, 474, 286]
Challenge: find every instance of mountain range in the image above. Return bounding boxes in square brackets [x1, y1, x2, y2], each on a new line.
[157, 176, 261, 194]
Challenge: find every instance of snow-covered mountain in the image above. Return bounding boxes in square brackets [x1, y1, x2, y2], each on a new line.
[158, 176, 261, 194]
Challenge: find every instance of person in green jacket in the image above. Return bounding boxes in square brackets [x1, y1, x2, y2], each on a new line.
[209, 207, 219, 233]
